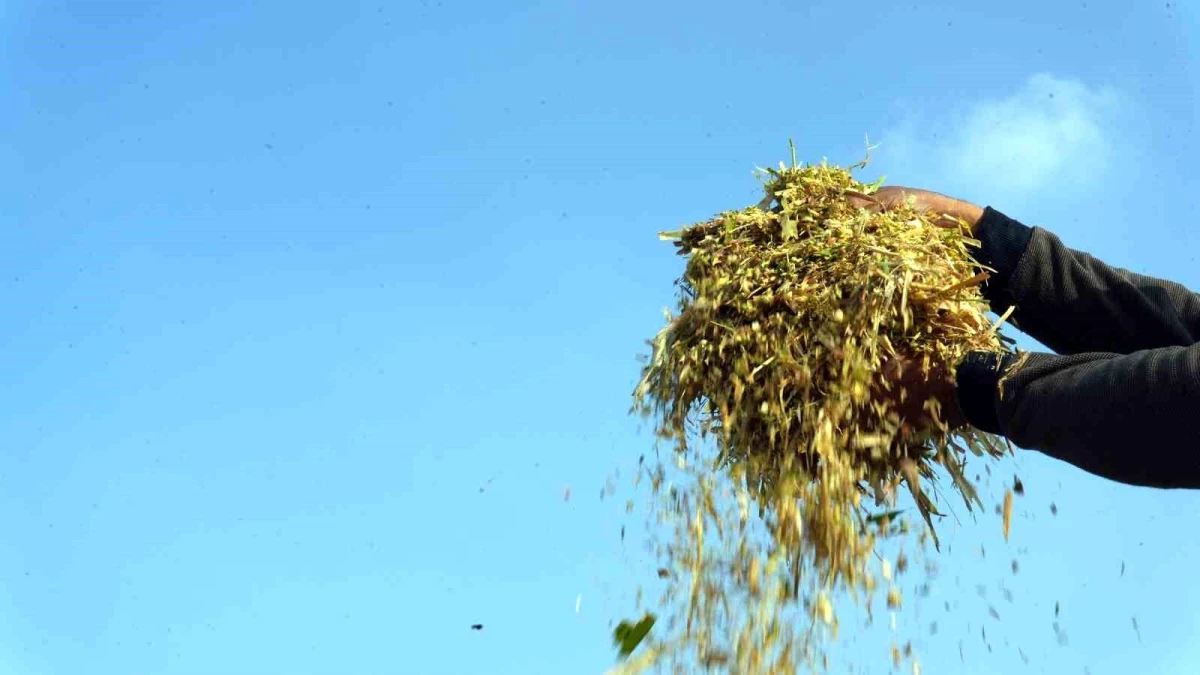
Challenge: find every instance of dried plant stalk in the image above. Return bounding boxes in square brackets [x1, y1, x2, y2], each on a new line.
[621, 145, 1016, 674]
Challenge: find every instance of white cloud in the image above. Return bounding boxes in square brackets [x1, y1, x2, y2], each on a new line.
[880, 74, 1122, 201]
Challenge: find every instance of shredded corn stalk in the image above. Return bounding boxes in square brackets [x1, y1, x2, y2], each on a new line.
[620, 146, 1016, 673]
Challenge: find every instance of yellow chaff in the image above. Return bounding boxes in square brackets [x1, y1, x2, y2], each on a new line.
[621, 148, 1016, 673]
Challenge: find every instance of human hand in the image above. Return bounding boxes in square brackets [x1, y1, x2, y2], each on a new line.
[849, 186, 985, 237]
[875, 353, 967, 436]
[844, 185, 982, 436]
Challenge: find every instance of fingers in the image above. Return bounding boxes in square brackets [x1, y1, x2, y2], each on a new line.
[880, 357, 906, 381]
[846, 186, 936, 215]
[844, 190, 883, 213]
[870, 186, 915, 209]
[866, 188, 980, 234]
[846, 187, 911, 208]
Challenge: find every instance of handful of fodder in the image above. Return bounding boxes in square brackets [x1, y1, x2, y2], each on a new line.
[621, 147, 1017, 672]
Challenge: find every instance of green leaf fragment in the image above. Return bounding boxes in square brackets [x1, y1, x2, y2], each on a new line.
[613, 613, 656, 659]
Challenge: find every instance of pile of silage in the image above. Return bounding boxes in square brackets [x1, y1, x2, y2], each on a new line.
[618, 148, 1017, 673]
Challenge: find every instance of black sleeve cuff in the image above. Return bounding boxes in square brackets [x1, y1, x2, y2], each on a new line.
[954, 351, 1021, 435]
[974, 207, 1035, 312]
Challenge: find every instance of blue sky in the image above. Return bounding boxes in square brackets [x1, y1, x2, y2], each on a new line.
[1, 1, 1197, 673]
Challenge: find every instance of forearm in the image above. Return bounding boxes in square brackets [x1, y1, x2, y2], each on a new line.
[955, 346, 1200, 489]
[974, 208, 1200, 354]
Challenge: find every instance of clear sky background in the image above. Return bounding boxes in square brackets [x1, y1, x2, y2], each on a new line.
[2, 1, 1198, 674]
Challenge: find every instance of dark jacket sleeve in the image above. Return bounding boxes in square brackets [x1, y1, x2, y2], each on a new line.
[953, 208, 1200, 489]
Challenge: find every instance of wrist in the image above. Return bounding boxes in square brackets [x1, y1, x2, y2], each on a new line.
[971, 207, 1036, 309]
[956, 202, 985, 236]
[954, 351, 1020, 434]
[934, 196, 983, 235]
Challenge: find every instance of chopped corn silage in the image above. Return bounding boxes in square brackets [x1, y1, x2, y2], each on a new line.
[619, 149, 1017, 673]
